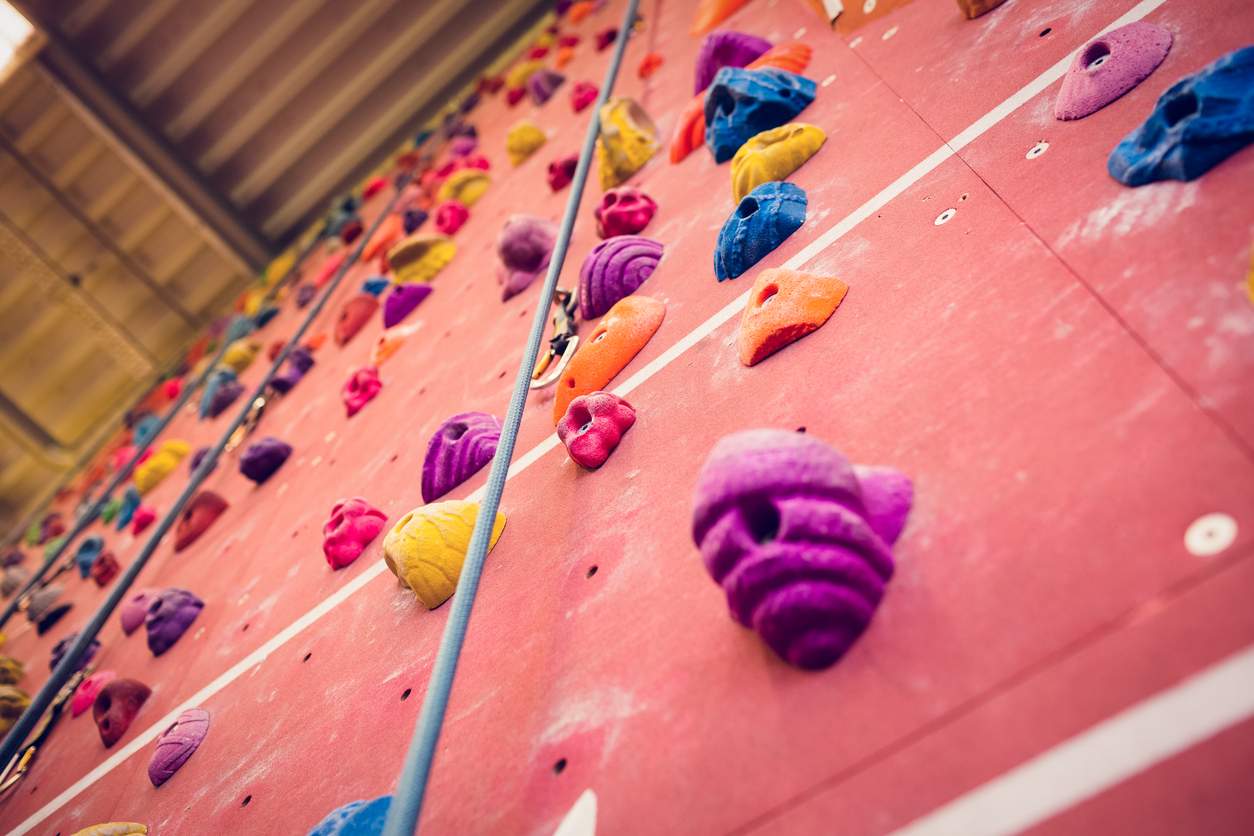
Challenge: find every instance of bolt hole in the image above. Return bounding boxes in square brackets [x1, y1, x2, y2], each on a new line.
[585, 566, 598, 578]
[553, 758, 567, 775]
[744, 500, 781, 545]
[1039, 27, 1051, 36]
[30, 787, 37, 794]
[241, 795, 252, 807]
[499, 370, 507, 378]
[302, 653, 312, 663]
[242, 623, 249, 632]
[391, 454, 399, 462]
[1163, 91, 1199, 127]
[796, 427, 806, 433]
[401, 688, 411, 701]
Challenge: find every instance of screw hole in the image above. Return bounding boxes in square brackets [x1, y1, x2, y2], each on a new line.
[796, 427, 806, 433]
[242, 795, 252, 807]
[391, 454, 399, 462]
[499, 370, 507, 378]
[401, 688, 411, 701]
[242, 623, 249, 632]
[302, 653, 312, 663]
[585, 566, 598, 578]
[553, 758, 567, 775]
[1039, 27, 1051, 36]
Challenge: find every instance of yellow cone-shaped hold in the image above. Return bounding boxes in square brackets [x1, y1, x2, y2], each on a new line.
[506, 59, 546, 89]
[220, 339, 262, 374]
[134, 439, 191, 496]
[437, 169, 491, 207]
[70, 825, 147, 836]
[0, 685, 29, 735]
[506, 121, 547, 167]
[596, 97, 659, 191]
[382, 501, 507, 609]
[387, 234, 456, 283]
[0, 654, 23, 685]
[730, 123, 827, 203]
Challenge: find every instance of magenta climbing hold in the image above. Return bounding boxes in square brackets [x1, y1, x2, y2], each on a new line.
[323, 497, 388, 569]
[556, 392, 636, 468]
[694, 30, 773, 95]
[1056, 22, 1172, 121]
[691, 429, 912, 670]
[421, 412, 503, 503]
[343, 367, 383, 417]
[94, 677, 151, 747]
[594, 187, 657, 239]
[120, 589, 161, 635]
[496, 215, 559, 301]
[527, 68, 566, 105]
[72, 670, 117, 717]
[383, 283, 433, 328]
[448, 135, 478, 158]
[547, 154, 579, 191]
[571, 81, 598, 113]
[145, 587, 204, 656]
[435, 200, 469, 235]
[148, 707, 210, 787]
[50, 632, 99, 672]
[239, 437, 292, 484]
[578, 236, 664, 319]
[132, 504, 157, 535]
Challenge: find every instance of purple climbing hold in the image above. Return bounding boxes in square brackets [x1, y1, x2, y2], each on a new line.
[527, 68, 566, 105]
[295, 284, 318, 308]
[694, 30, 773, 95]
[421, 412, 503, 503]
[120, 588, 161, 635]
[403, 208, 430, 235]
[145, 587, 204, 656]
[578, 236, 664, 319]
[207, 378, 244, 419]
[496, 215, 559, 301]
[148, 707, 210, 786]
[270, 346, 316, 395]
[448, 135, 478, 158]
[239, 437, 292, 484]
[1056, 22, 1172, 121]
[383, 282, 433, 328]
[50, 632, 100, 672]
[691, 429, 912, 670]
[188, 446, 217, 476]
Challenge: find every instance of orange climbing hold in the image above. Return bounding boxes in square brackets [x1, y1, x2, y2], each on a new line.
[739, 268, 847, 366]
[638, 52, 664, 78]
[746, 42, 813, 75]
[553, 296, 665, 424]
[568, 0, 595, 24]
[957, 0, 1009, 19]
[361, 214, 404, 262]
[690, 0, 751, 36]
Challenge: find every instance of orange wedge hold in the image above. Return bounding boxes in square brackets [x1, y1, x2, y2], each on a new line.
[362, 214, 404, 262]
[553, 296, 665, 424]
[690, 0, 751, 36]
[739, 268, 847, 366]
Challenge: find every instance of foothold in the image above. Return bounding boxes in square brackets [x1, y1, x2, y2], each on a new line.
[149, 707, 210, 787]
[363, 176, 387, 198]
[207, 377, 244, 419]
[115, 485, 141, 531]
[692, 430, 911, 669]
[557, 392, 636, 468]
[567, 0, 595, 24]
[134, 440, 192, 495]
[220, 339, 262, 374]
[145, 588, 204, 656]
[0, 686, 30, 736]
[553, 296, 665, 423]
[694, 30, 772, 94]
[240, 437, 292, 484]
[121, 589, 161, 635]
[421, 413, 502, 503]
[555, 45, 576, 69]
[382, 501, 507, 609]
[70, 824, 147, 836]
[402, 208, 429, 235]
[90, 550, 120, 587]
[39, 511, 66, 544]
[305, 332, 329, 351]
[731, 122, 826, 202]
[715, 182, 807, 282]
[200, 366, 238, 419]
[506, 85, 526, 106]
[101, 497, 121, 524]
[690, 0, 751, 36]
[571, 81, 599, 113]
[387, 234, 457, 283]
[595, 27, 617, 51]
[448, 135, 477, 157]
[74, 535, 106, 579]
[739, 268, 848, 365]
[132, 504, 157, 535]
[506, 59, 546, 90]
[323, 498, 389, 569]
[370, 323, 420, 366]
[0, 654, 22, 685]
[340, 218, 363, 245]
[638, 52, 664, 78]
[174, 491, 229, 552]
[72, 670, 117, 717]
[50, 632, 100, 672]
[956, 0, 1008, 19]
[528, 68, 566, 105]
[383, 283, 433, 328]
[434, 200, 470, 235]
[705, 68, 816, 164]
[435, 168, 491, 206]
[507, 121, 548, 166]
[1, 547, 24, 567]
[1056, 23, 1173, 121]
[361, 275, 391, 296]
[361, 214, 405, 262]
[270, 346, 316, 395]
[1, 566, 29, 596]
[253, 305, 279, 328]
[343, 367, 383, 417]
[496, 215, 560, 301]
[335, 294, 381, 346]
[594, 187, 657, 239]
[28, 584, 63, 622]
[597, 97, 659, 190]
[133, 414, 162, 448]
[547, 154, 579, 191]
[578, 236, 664, 319]
[94, 677, 152, 747]
[37, 602, 73, 634]
[313, 253, 345, 287]
[1109, 45, 1254, 186]
[295, 284, 318, 308]
[671, 95, 709, 164]
[306, 796, 392, 836]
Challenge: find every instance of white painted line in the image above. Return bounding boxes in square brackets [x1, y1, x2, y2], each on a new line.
[885, 642, 1254, 836]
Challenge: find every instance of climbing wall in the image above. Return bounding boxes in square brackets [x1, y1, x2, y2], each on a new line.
[4, 0, 1254, 833]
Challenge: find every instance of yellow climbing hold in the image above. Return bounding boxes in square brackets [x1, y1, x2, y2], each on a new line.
[387, 234, 457, 283]
[730, 123, 827, 203]
[220, 339, 262, 374]
[0, 685, 29, 735]
[596, 97, 659, 191]
[437, 169, 491, 207]
[507, 121, 547, 167]
[0, 654, 22, 685]
[134, 439, 191, 496]
[382, 501, 507, 609]
[506, 59, 546, 90]
[70, 825, 148, 836]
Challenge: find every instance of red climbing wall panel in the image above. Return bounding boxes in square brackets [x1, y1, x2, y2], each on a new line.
[3, 0, 1254, 834]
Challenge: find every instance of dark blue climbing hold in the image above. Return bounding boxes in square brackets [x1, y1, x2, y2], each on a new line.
[704, 67, 816, 164]
[74, 536, 105, 580]
[361, 276, 391, 296]
[116, 484, 142, 531]
[254, 306, 280, 328]
[200, 367, 238, 419]
[133, 413, 162, 448]
[1109, 45, 1254, 186]
[306, 796, 392, 836]
[50, 632, 99, 672]
[402, 208, 429, 234]
[714, 181, 808, 281]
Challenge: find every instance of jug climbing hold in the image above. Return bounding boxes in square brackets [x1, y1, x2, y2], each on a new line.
[340, 218, 363, 244]
[361, 275, 390, 296]
[221, 339, 262, 374]
[70, 825, 147, 836]
[0, 686, 30, 736]
[383, 282, 432, 328]
[496, 215, 560, 300]
[507, 121, 548, 166]
[74, 535, 105, 579]
[240, 437, 292, 484]
[594, 187, 656, 238]
[528, 69, 566, 105]
[548, 154, 579, 191]
[116, 484, 142, 530]
[402, 208, 429, 235]
[270, 346, 316, 395]
[690, 0, 750, 36]
[90, 550, 120, 587]
[134, 440, 191, 495]
[174, 491, 228, 552]
[692, 429, 912, 669]
[39, 511, 65, 544]
[149, 707, 210, 787]
[434, 200, 469, 235]
[553, 296, 665, 423]
[121, 589, 160, 634]
[50, 632, 99, 672]
[1109, 45, 1254, 186]
[132, 504, 156, 535]
[94, 677, 152, 747]
[436, 168, 491, 206]
[382, 501, 507, 609]
[557, 392, 636, 468]
[731, 122, 826, 202]
[208, 376, 244, 419]
[956, 0, 1008, 19]
[370, 323, 420, 366]
[739, 268, 847, 365]
[323, 498, 388, 569]
[0, 655, 22, 684]
[705, 68, 816, 163]
[387, 234, 456, 283]
[571, 81, 598, 113]
[579, 236, 664, 319]
[72, 670, 117, 717]
[335, 294, 380, 346]
[1056, 23, 1172, 120]
[361, 214, 405, 262]
[638, 52, 664, 78]
[342, 367, 383, 417]
[146, 588, 204, 656]
[200, 366, 237, 419]
[715, 182, 807, 281]
[694, 30, 772, 94]
[133, 413, 161, 447]
[306, 796, 392, 836]
[421, 412, 503, 503]
[597, 97, 659, 189]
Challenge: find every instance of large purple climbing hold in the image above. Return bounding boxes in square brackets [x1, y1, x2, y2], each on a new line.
[1055, 22, 1172, 121]
[496, 215, 559, 301]
[691, 429, 912, 670]
[239, 437, 292, 484]
[705, 67, 816, 164]
[148, 707, 210, 786]
[270, 346, 315, 394]
[145, 587, 204, 656]
[527, 69, 566, 105]
[578, 236, 664, 319]
[383, 283, 433, 328]
[120, 588, 160, 635]
[421, 412, 503, 503]
[50, 632, 100, 672]
[694, 30, 773, 95]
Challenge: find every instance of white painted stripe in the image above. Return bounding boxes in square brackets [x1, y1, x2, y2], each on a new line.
[2, 2, 1175, 831]
[885, 643, 1254, 836]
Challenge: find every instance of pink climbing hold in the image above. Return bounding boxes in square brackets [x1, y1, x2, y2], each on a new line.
[570, 81, 598, 113]
[1056, 22, 1173, 121]
[594, 187, 657, 239]
[323, 497, 388, 569]
[131, 504, 157, 535]
[343, 367, 383, 417]
[149, 707, 210, 787]
[72, 670, 117, 717]
[496, 215, 559, 301]
[556, 392, 636, 469]
[434, 200, 469, 235]
[547, 154, 579, 191]
[120, 589, 161, 635]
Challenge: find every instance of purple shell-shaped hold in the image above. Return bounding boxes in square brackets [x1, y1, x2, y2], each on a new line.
[188, 446, 217, 476]
[496, 215, 559, 301]
[578, 236, 664, 319]
[383, 283, 433, 328]
[120, 588, 161, 635]
[50, 632, 100, 672]
[527, 69, 566, 105]
[402, 208, 429, 234]
[149, 707, 210, 786]
[694, 30, 773, 94]
[295, 284, 318, 308]
[208, 379, 245, 419]
[239, 437, 292, 484]
[449, 135, 478, 157]
[691, 429, 912, 670]
[421, 412, 503, 503]
[145, 587, 204, 656]
[271, 346, 315, 394]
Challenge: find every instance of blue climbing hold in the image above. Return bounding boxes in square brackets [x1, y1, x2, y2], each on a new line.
[200, 367, 238, 419]
[74, 535, 105, 579]
[254, 306, 280, 328]
[714, 181, 808, 282]
[306, 796, 392, 836]
[361, 275, 391, 296]
[224, 314, 255, 344]
[116, 484, 141, 531]
[705, 67, 816, 164]
[1109, 45, 1254, 186]
[132, 413, 162, 448]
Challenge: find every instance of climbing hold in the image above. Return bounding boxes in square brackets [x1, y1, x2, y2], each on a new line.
[705, 68, 816, 163]
[547, 154, 579, 191]
[0, 655, 21, 684]
[692, 429, 911, 669]
[506, 59, 546, 90]
[596, 97, 659, 190]
[956, 0, 1008, 19]
[313, 253, 345, 287]
[731, 122, 826, 202]
[254, 306, 279, 328]
[149, 707, 210, 787]
[94, 677, 152, 747]
[342, 367, 383, 417]
[116, 484, 142, 531]
[694, 30, 772, 94]
[387, 234, 457, 283]
[90, 550, 120, 587]
[435, 168, 491, 206]
[507, 121, 548, 166]
[305, 332, 329, 351]
[739, 268, 847, 365]
[306, 796, 392, 836]
[361, 275, 391, 296]
[690, 0, 750, 36]
[323, 497, 389, 569]
[72, 670, 117, 717]
[557, 392, 636, 468]
[382, 501, 507, 609]
[747, 42, 813, 77]
[402, 208, 429, 235]
[553, 296, 665, 423]
[101, 497, 121, 524]
[145, 588, 204, 656]
[1, 547, 23, 566]
[595, 28, 617, 51]
[270, 346, 316, 395]
[37, 603, 72, 634]
[200, 366, 238, 419]
[506, 85, 526, 106]
[335, 294, 380, 346]
[421, 412, 502, 503]
[132, 414, 162, 448]
[370, 323, 419, 366]
[207, 376, 244, 419]
[579, 236, 664, 319]
[1109, 45, 1254, 186]
[50, 632, 99, 672]
[571, 81, 598, 113]
[0, 686, 30, 736]
[715, 182, 807, 282]
[295, 284, 317, 308]
[70, 824, 147, 836]
[134, 440, 192, 495]
[528, 69, 566, 105]
[363, 176, 387, 198]
[1056, 23, 1172, 121]
[240, 437, 292, 484]
[220, 339, 262, 374]
[383, 282, 432, 328]
[496, 215, 560, 300]
[434, 200, 469, 235]
[638, 52, 664, 78]
[555, 45, 576, 69]
[361, 214, 405, 262]
[132, 504, 156, 535]
[594, 187, 656, 239]
[567, 0, 595, 23]
[121, 589, 160, 635]
[1, 566, 28, 596]
[671, 96, 709, 164]
[448, 135, 478, 158]
[174, 491, 228, 552]
[74, 535, 106, 579]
